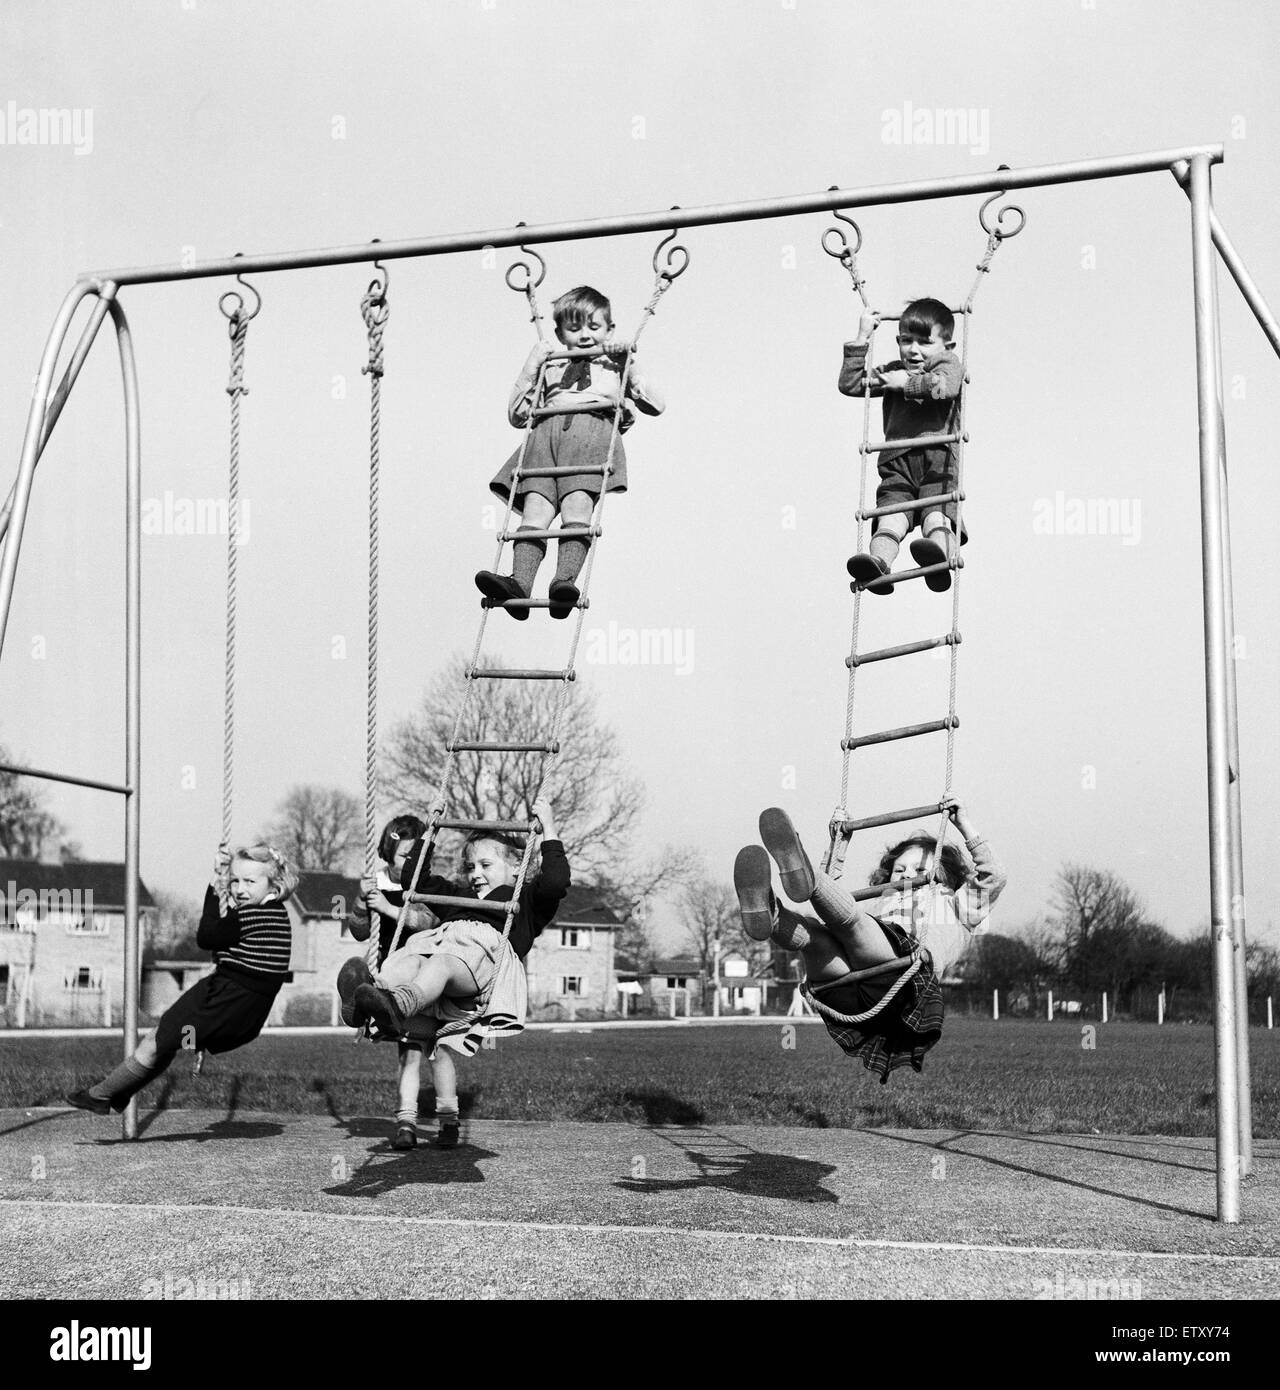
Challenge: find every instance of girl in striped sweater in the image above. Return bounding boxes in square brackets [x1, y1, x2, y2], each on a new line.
[66, 843, 297, 1115]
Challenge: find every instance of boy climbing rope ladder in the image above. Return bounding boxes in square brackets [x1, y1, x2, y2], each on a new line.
[841, 298, 965, 595]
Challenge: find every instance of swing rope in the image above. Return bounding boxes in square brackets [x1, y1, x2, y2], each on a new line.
[358, 255, 390, 980]
[384, 229, 688, 971]
[820, 184, 1024, 890]
[206, 266, 260, 1073]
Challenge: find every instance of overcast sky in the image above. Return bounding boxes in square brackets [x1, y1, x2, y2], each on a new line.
[2, 0, 1277, 953]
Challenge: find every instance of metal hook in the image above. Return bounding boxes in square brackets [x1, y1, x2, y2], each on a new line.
[652, 211, 690, 282]
[363, 239, 390, 324]
[821, 203, 865, 263]
[217, 255, 262, 327]
[978, 166, 1027, 240]
[505, 224, 548, 293]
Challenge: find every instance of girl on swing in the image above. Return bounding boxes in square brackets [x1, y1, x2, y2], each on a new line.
[734, 801, 1004, 1081]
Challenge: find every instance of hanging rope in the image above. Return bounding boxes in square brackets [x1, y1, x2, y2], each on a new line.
[216, 267, 260, 852]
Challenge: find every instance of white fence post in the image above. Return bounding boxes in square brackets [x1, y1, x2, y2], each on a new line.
[1047, 990, 1054, 1022]
[992, 989, 999, 1021]
[1102, 991, 1108, 1024]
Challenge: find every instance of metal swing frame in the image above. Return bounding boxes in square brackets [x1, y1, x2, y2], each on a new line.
[0, 145, 1265, 1224]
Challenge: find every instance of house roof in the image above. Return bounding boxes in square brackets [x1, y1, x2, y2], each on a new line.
[291, 871, 361, 917]
[0, 860, 156, 909]
[556, 884, 624, 928]
[648, 957, 703, 977]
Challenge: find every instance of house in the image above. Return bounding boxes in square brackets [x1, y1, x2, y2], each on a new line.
[639, 957, 706, 1017]
[716, 948, 772, 1015]
[524, 882, 623, 1019]
[0, 859, 157, 1027]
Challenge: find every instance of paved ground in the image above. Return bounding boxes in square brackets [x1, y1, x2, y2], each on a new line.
[1, 1106, 1276, 1299]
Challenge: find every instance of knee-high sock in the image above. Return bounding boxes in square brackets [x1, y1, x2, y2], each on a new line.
[554, 533, 589, 585]
[512, 528, 547, 593]
[392, 982, 432, 1018]
[773, 904, 812, 951]
[89, 1055, 167, 1104]
[809, 871, 861, 932]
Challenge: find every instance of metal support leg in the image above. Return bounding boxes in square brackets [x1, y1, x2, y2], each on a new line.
[1188, 155, 1240, 1222]
[109, 299, 143, 1142]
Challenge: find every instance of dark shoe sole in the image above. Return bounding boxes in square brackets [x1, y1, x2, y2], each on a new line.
[547, 579, 580, 620]
[846, 553, 893, 596]
[909, 537, 952, 592]
[437, 1122, 461, 1149]
[759, 808, 816, 903]
[65, 1089, 111, 1116]
[338, 957, 373, 1026]
[391, 1125, 417, 1151]
[733, 846, 777, 941]
[354, 984, 406, 1036]
[475, 570, 530, 620]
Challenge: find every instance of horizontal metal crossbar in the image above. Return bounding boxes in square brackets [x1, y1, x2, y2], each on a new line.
[839, 804, 951, 834]
[842, 716, 958, 751]
[498, 525, 599, 543]
[849, 633, 960, 667]
[858, 491, 963, 521]
[407, 893, 511, 915]
[446, 740, 559, 754]
[877, 309, 965, 322]
[851, 558, 961, 591]
[83, 146, 1223, 285]
[0, 760, 130, 796]
[467, 667, 575, 681]
[861, 433, 962, 454]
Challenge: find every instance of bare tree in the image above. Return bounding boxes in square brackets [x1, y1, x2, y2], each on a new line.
[678, 872, 745, 1003]
[265, 785, 363, 873]
[599, 846, 702, 972]
[383, 653, 645, 879]
[0, 749, 69, 859]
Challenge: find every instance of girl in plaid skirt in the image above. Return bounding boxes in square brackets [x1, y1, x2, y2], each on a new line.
[734, 802, 1004, 1082]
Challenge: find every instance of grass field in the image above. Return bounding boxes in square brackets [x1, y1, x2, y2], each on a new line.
[4, 1017, 1278, 1136]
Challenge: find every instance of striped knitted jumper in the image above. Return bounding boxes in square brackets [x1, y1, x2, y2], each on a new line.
[196, 886, 293, 996]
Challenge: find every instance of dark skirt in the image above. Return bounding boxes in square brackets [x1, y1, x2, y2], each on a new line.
[490, 412, 628, 512]
[153, 967, 281, 1058]
[801, 920, 944, 1083]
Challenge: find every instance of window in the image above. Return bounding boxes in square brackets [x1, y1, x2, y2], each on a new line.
[559, 976, 583, 996]
[666, 977, 688, 990]
[66, 914, 111, 936]
[0, 964, 9, 1001]
[559, 928, 590, 949]
[63, 966, 104, 992]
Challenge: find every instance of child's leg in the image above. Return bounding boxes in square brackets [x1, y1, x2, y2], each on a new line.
[870, 514, 907, 566]
[76, 1031, 173, 1111]
[395, 1045, 421, 1124]
[548, 489, 594, 617]
[358, 954, 477, 1033]
[432, 1050, 461, 1145]
[808, 871, 898, 970]
[512, 493, 554, 593]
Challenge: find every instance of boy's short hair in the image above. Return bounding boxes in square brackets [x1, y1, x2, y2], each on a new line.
[553, 285, 613, 336]
[899, 297, 955, 344]
[378, 814, 427, 865]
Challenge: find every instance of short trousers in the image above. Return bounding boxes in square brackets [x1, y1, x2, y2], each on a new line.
[489, 412, 627, 512]
[874, 445, 968, 543]
[801, 919, 944, 1083]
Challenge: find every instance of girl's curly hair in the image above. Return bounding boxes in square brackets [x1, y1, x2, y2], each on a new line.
[867, 830, 970, 893]
[230, 843, 299, 899]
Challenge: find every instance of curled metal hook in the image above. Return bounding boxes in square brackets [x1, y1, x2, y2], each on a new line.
[978, 168, 1027, 240]
[821, 204, 864, 264]
[363, 240, 390, 324]
[217, 257, 262, 327]
[652, 213, 690, 282]
[505, 225, 548, 293]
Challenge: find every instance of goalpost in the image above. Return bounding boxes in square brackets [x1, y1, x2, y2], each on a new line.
[0, 145, 1264, 1222]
